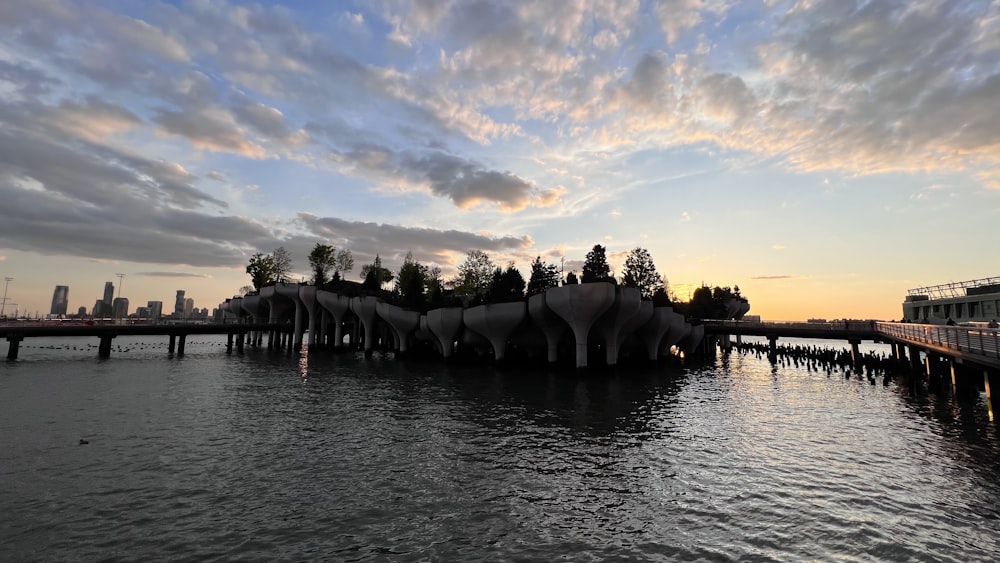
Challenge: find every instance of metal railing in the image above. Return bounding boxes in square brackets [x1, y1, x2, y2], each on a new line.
[704, 320, 876, 332]
[875, 322, 1000, 361]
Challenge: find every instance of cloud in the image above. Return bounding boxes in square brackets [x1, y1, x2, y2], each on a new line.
[772, 245, 785, 251]
[295, 212, 533, 270]
[134, 272, 211, 278]
[752, 275, 794, 280]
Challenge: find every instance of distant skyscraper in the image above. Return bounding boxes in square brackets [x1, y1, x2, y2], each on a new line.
[77, 306, 87, 317]
[147, 301, 163, 323]
[92, 299, 104, 317]
[112, 297, 129, 319]
[175, 290, 186, 317]
[184, 297, 194, 319]
[50, 285, 69, 316]
[103, 281, 114, 307]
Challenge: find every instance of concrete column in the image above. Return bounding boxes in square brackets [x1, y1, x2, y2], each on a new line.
[177, 334, 186, 356]
[299, 286, 318, 348]
[950, 360, 957, 395]
[462, 302, 527, 361]
[237, 332, 245, 353]
[317, 291, 352, 350]
[544, 283, 616, 368]
[637, 307, 672, 361]
[594, 286, 641, 366]
[6, 335, 23, 360]
[350, 296, 380, 356]
[226, 333, 234, 354]
[908, 346, 922, 371]
[168, 334, 176, 354]
[426, 307, 465, 359]
[925, 353, 934, 378]
[527, 293, 567, 363]
[98, 335, 114, 359]
[767, 336, 778, 359]
[849, 339, 861, 365]
[376, 302, 421, 354]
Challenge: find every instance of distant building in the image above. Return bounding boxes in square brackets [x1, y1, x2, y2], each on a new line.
[147, 301, 163, 323]
[174, 290, 186, 317]
[184, 297, 194, 319]
[112, 297, 129, 319]
[92, 299, 105, 317]
[902, 277, 1000, 324]
[50, 285, 69, 316]
[103, 281, 114, 308]
[77, 306, 87, 317]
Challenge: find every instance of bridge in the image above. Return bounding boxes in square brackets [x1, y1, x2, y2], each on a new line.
[0, 322, 291, 360]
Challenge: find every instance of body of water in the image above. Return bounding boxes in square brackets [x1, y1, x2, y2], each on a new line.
[2, 335, 999, 561]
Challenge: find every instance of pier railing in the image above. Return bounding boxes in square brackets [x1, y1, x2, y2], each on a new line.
[875, 322, 1000, 363]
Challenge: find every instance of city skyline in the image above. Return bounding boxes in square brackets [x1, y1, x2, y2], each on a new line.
[1, 1, 997, 321]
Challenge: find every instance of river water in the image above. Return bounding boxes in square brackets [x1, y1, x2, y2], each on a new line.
[2, 335, 999, 561]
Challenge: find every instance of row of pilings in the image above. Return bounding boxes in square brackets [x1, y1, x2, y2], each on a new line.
[224, 282, 708, 368]
[717, 336, 998, 420]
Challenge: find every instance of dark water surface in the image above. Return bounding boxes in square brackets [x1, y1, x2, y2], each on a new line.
[3, 336, 1000, 561]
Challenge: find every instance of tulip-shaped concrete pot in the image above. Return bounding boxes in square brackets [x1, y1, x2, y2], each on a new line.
[662, 310, 690, 354]
[297, 286, 319, 347]
[375, 302, 421, 353]
[616, 299, 654, 357]
[350, 296, 380, 354]
[544, 283, 615, 368]
[316, 291, 351, 348]
[686, 325, 705, 355]
[228, 297, 243, 319]
[462, 301, 526, 361]
[426, 307, 464, 358]
[260, 286, 294, 348]
[638, 306, 673, 360]
[594, 286, 641, 366]
[275, 283, 305, 349]
[528, 292, 568, 363]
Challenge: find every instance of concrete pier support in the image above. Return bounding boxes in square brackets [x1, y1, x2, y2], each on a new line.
[463, 302, 527, 361]
[168, 334, 176, 354]
[226, 333, 234, 354]
[527, 293, 568, 363]
[616, 300, 653, 357]
[350, 296, 380, 355]
[637, 307, 672, 361]
[6, 335, 23, 360]
[177, 334, 186, 356]
[767, 336, 778, 359]
[298, 286, 318, 348]
[849, 339, 861, 366]
[317, 291, 352, 349]
[376, 302, 421, 354]
[426, 307, 464, 358]
[594, 286, 641, 366]
[908, 345, 922, 371]
[544, 283, 616, 368]
[98, 335, 114, 359]
[237, 332, 245, 353]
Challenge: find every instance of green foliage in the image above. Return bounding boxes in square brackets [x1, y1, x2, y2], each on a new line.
[272, 246, 293, 282]
[581, 244, 613, 284]
[488, 263, 526, 303]
[621, 247, 664, 300]
[679, 284, 747, 319]
[361, 254, 394, 289]
[334, 249, 354, 279]
[394, 251, 427, 309]
[246, 252, 278, 290]
[308, 243, 336, 286]
[452, 249, 495, 297]
[526, 256, 560, 296]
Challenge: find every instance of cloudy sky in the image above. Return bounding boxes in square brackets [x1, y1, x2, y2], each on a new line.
[1, 0, 997, 320]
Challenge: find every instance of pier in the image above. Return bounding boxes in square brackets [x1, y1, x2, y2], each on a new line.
[0, 322, 290, 360]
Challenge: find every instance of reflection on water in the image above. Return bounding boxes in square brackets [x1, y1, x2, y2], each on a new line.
[2, 335, 1000, 561]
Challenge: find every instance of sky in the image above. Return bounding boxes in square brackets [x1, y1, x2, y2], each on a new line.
[0, 0, 997, 321]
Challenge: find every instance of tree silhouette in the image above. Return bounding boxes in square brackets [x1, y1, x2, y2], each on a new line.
[621, 247, 663, 300]
[565, 271, 579, 285]
[526, 256, 560, 296]
[246, 252, 278, 290]
[488, 263, 526, 303]
[394, 251, 426, 309]
[308, 243, 336, 286]
[581, 244, 613, 283]
[333, 249, 354, 281]
[452, 249, 495, 297]
[272, 246, 293, 282]
[361, 254, 394, 289]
